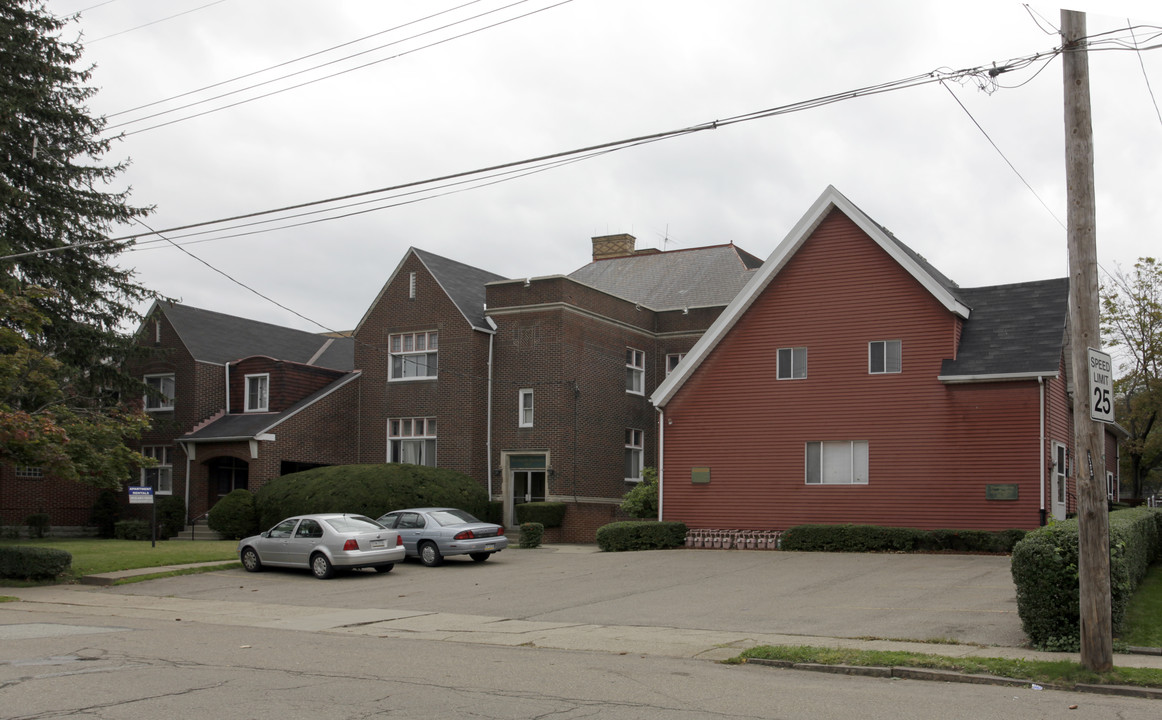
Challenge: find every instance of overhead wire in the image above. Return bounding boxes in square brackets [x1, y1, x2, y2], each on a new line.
[1127, 21, 1162, 131]
[84, 0, 229, 44]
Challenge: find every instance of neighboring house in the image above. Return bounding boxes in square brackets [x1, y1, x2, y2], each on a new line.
[0, 464, 102, 534]
[651, 186, 1121, 532]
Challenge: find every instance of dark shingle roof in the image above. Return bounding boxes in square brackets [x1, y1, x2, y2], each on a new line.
[157, 303, 353, 370]
[940, 278, 1069, 378]
[567, 244, 762, 310]
[412, 248, 507, 329]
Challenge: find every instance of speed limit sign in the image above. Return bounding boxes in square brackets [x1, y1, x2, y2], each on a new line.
[1087, 347, 1114, 423]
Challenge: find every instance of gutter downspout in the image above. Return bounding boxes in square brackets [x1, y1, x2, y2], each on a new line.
[1039, 376, 1046, 526]
[657, 408, 664, 521]
[179, 440, 193, 526]
[484, 317, 498, 501]
[224, 362, 230, 415]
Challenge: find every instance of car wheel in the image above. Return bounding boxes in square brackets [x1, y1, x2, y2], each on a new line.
[241, 547, 263, 572]
[419, 541, 443, 567]
[310, 552, 335, 579]
[373, 563, 394, 573]
[469, 552, 491, 563]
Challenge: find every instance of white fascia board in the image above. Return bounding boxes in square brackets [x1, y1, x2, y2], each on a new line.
[937, 371, 1059, 384]
[351, 248, 417, 337]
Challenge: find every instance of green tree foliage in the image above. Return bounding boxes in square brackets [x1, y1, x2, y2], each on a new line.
[1101, 257, 1162, 500]
[619, 466, 658, 519]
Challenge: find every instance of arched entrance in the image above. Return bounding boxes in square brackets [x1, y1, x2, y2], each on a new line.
[206, 456, 249, 508]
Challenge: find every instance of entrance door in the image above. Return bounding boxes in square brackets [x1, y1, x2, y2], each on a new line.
[1051, 442, 1067, 521]
[506, 454, 547, 527]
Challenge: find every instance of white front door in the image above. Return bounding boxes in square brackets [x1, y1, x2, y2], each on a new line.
[1051, 442, 1068, 521]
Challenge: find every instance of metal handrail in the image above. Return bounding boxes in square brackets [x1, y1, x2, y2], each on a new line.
[188, 510, 211, 541]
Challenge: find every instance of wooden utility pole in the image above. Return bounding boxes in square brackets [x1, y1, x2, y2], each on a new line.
[1061, 9, 1112, 672]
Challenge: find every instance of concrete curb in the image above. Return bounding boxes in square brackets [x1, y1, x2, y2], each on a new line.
[746, 658, 1162, 699]
[79, 560, 239, 586]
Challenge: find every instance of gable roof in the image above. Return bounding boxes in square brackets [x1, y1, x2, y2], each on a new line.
[653, 185, 1023, 407]
[148, 302, 354, 370]
[567, 243, 764, 311]
[353, 247, 507, 335]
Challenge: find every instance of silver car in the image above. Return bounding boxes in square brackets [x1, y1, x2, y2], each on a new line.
[237, 513, 405, 579]
[376, 508, 508, 566]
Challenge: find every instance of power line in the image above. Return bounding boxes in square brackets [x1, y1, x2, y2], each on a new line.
[1127, 20, 1162, 132]
[85, 0, 229, 45]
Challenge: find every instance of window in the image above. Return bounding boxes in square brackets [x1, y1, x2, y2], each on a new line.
[777, 347, 807, 380]
[390, 331, 438, 380]
[408, 271, 416, 299]
[626, 348, 645, 394]
[519, 389, 534, 427]
[805, 441, 868, 484]
[15, 466, 43, 479]
[869, 340, 902, 374]
[142, 445, 173, 494]
[625, 428, 643, 481]
[666, 353, 686, 376]
[245, 373, 270, 412]
[389, 417, 437, 466]
[144, 373, 175, 410]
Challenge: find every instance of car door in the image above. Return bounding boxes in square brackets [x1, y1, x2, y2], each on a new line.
[285, 518, 324, 567]
[395, 512, 427, 555]
[259, 518, 299, 565]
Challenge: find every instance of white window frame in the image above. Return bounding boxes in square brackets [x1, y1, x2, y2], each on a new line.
[143, 373, 175, 411]
[666, 353, 686, 376]
[15, 466, 43, 478]
[389, 331, 438, 381]
[625, 428, 644, 482]
[869, 340, 902, 374]
[388, 417, 437, 466]
[408, 271, 416, 299]
[777, 347, 807, 380]
[244, 373, 270, 412]
[142, 445, 173, 495]
[626, 348, 645, 395]
[519, 389, 534, 428]
[805, 441, 868, 485]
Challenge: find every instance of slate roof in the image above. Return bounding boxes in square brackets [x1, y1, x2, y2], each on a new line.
[939, 277, 1069, 379]
[155, 302, 354, 370]
[567, 244, 764, 310]
[412, 248, 507, 330]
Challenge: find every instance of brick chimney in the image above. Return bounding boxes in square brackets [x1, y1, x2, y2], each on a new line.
[591, 233, 636, 261]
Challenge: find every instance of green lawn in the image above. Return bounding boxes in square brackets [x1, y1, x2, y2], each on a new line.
[1120, 563, 1162, 648]
[0, 538, 238, 581]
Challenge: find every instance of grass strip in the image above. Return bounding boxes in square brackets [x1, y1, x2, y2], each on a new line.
[737, 645, 1162, 689]
[1121, 563, 1162, 648]
[0, 538, 238, 583]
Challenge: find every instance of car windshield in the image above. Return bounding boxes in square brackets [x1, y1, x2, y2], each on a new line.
[323, 515, 385, 533]
[428, 509, 480, 526]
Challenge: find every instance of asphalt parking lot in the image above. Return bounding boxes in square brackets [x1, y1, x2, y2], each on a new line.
[99, 545, 1026, 647]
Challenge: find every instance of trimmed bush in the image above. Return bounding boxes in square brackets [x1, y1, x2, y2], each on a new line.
[779, 523, 1026, 554]
[620, 467, 658, 519]
[208, 489, 259, 540]
[1011, 507, 1162, 651]
[482, 501, 504, 526]
[157, 496, 187, 540]
[515, 502, 566, 528]
[114, 520, 152, 540]
[596, 520, 687, 552]
[519, 522, 544, 548]
[0, 546, 72, 580]
[89, 489, 121, 538]
[254, 463, 489, 529]
[25, 513, 50, 538]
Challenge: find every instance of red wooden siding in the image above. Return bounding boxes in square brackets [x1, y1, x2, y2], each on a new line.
[661, 210, 1047, 531]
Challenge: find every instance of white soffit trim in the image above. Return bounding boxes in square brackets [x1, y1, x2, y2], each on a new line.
[652, 185, 970, 408]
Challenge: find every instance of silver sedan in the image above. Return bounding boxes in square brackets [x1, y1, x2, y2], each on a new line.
[237, 513, 405, 579]
[376, 507, 508, 566]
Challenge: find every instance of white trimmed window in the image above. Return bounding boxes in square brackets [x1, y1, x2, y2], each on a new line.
[626, 348, 645, 394]
[390, 331, 438, 380]
[805, 441, 868, 485]
[389, 417, 437, 466]
[666, 353, 686, 376]
[245, 373, 270, 412]
[143, 373, 175, 411]
[777, 347, 807, 380]
[625, 428, 643, 482]
[869, 340, 902, 374]
[142, 446, 173, 494]
[408, 271, 417, 299]
[15, 466, 43, 479]
[519, 389, 534, 427]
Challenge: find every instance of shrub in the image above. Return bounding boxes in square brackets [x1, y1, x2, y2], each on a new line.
[596, 520, 687, 552]
[157, 496, 187, 539]
[779, 524, 1027, 554]
[1011, 507, 1162, 650]
[113, 520, 152, 540]
[619, 467, 658, 519]
[0, 546, 72, 580]
[515, 502, 566, 528]
[519, 522, 544, 548]
[25, 513, 50, 539]
[253, 463, 489, 529]
[208, 489, 259, 540]
[89, 489, 121, 538]
[482, 501, 504, 526]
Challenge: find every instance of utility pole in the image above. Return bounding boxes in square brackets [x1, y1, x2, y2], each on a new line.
[1061, 9, 1112, 672]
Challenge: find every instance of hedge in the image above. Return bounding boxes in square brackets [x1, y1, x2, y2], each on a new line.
[519, 522, 544, 548]
[114, 520, 152, 541]
[780, 524, 1027, 553]
[0, 546, 72, 580]
[209, 489, 260, 540]
[514, 502, 566, 528]
[596, 521, 687, 552]
[1011, 507, 1162, 651]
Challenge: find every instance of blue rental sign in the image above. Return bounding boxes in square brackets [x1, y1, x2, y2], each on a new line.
[128, 486, 154, 504]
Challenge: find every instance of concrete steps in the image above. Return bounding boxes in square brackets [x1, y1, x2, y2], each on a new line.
[168, 524, 224, 541]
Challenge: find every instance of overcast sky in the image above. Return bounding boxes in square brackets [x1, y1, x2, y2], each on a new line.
[40, 0, 1162, 334]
